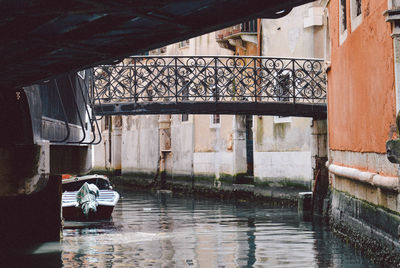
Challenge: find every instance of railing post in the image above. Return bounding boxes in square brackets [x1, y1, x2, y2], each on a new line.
[134, 59, 137, 104]
[214, 57, 218, 103]
[312, 60, 315, 104]
[292, 59, 296, 105]
[175, 57, 178, 103]
[254, 57, 258, 103]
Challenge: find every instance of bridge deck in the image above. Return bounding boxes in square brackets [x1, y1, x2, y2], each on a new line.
[95, 101, 326, 119]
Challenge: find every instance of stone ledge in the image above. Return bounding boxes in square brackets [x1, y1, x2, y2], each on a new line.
[232, 184, 254, 192]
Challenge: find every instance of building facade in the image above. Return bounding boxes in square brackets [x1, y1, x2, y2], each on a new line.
[324, 0, 400, 260]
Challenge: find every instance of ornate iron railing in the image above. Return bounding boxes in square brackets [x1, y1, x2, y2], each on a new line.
[93, 56, 326, 105]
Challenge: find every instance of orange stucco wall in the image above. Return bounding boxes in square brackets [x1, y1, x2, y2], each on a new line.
[328, 0, 395, 153]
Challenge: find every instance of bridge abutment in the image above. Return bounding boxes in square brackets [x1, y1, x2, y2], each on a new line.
[0, 88, 63, 248]
[0, 174, 62, 250]
[310, 119, 328, 215]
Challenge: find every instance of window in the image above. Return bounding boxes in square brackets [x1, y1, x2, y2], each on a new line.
[210, 114, 221, 128]
[356, 0, 361, 16]
[274, 116, 292, 124]
[179, 39, 190, 48]
[350, 0, 362, 31]
[339, 0, 348, 45]
[213, 114, 220, 124]
[149, 46, 167, 55]
[182, 114, 189, 122]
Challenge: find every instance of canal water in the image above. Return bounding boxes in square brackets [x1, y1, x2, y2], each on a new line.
[8, 188, 377, 267]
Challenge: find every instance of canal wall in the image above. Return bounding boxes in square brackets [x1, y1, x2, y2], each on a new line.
[326, 158, 400, 264]
[329, 189, 400, 265]
[105, 171, 308, 205]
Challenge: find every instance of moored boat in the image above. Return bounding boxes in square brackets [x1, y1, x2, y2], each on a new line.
[62, 174, 119, 221]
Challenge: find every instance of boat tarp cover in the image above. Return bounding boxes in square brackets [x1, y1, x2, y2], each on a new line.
[76, 182, 100, 217]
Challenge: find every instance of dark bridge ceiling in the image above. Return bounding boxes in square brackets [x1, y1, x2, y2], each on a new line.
[1, 0, 313, 88]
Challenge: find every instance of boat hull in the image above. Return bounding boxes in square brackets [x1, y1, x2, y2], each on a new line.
[63, 205, 115, 221]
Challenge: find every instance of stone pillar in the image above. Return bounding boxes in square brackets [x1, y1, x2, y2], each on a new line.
[214, 126, 221, 185]
[112, 115, 122, 175]
[233, 115, 247, 181]
[159, 115, 171, 188]
[311, 119, 328, 215]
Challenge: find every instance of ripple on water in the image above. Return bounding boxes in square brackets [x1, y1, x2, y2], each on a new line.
[11, 189, 379, 268]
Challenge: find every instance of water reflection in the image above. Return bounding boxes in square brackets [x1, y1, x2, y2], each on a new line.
[15, 188, 377, 267]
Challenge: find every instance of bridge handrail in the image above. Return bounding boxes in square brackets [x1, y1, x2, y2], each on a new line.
[93, 55, 326, 105]
[99, 55, 326, 66]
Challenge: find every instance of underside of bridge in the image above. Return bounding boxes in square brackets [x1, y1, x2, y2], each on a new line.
[0, 0, 318, 247]
[1, 0, 313, 89]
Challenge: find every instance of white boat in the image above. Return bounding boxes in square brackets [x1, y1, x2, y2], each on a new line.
[62, 174, 120, 220]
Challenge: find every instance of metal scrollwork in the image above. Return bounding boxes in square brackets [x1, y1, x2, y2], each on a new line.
[93, 56, 326, 105]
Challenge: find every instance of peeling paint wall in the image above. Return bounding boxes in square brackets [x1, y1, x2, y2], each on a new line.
[328, 0, 395, 156]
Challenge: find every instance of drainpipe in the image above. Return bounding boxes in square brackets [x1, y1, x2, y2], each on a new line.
[159, 114, 171, 189]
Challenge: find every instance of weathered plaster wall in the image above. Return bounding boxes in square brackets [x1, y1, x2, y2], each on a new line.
[193, 152, 234, 176]
[167, 31, 232, 56]
[328, 0, 395, 155]
[92, 120, 108, 172]
[253, 116, 312, 183]
[191, 114, 236, 177]
[121, 115, 159, 175]
[193, 115, 233, 153]
[254, 116, 312, 152]
[254, 151, 312, 184]
[261, 2, 324, 59]
[171, 115, 193, 176]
